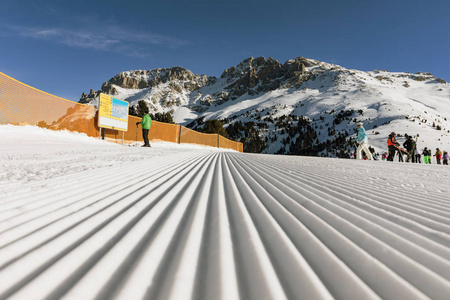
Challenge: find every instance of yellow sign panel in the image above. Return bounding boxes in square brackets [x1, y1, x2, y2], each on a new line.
[98, 93, 129, 131]
[99, 93, 113, 118]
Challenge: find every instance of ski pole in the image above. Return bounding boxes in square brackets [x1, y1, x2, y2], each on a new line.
[136, 124, 138, 144]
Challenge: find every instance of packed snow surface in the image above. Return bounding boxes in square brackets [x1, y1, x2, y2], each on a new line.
[1, 125, 450, 300]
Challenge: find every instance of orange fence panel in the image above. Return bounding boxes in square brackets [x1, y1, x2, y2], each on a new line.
[180, 126, 218, 147]
[237, 142, 243, 152]
[0, 72, 243, 152]
[0, 72, 98, 137]
[219, 135, 239, 151]
[149, 121, 180, 143]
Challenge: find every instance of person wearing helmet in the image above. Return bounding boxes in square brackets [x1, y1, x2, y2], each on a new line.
[387, 132, 398, 161]
[434, 148, 442, 164]
[355, 122, 373, 160]
[423, 147, 431, 164]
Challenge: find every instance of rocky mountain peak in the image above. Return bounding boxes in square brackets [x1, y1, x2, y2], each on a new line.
[218, 56, 319, 97]
[80, 66, 214, 104]
[104, 66, 211, 91]
[79, 56, 339, 107]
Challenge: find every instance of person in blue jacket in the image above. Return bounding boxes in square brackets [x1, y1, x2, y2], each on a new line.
[356, 122, 373, 160]
[136, 109, 152, 147]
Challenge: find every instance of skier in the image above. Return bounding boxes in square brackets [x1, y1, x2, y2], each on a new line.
[443, 151, 449, 165]
[136, 109, 152, 147]
[387, 132, 398, 161]
[355, 122, 373, 160]
[434, 148, 442, 164]
[414, 148, 421, 163]
[423, 147, 431, 164]
[403, 136, 416, 163]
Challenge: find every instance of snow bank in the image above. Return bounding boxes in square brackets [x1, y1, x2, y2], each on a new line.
[0, 125, 233, 183]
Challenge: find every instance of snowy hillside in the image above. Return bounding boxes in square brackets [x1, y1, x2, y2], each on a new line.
[79, 56, 450, 156]
[1, 125, 450, 300]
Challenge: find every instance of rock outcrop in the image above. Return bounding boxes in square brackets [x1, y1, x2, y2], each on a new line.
[79, 66, 213, 105]
[79, 56, 336, 116]
[80, 57, 326, 105]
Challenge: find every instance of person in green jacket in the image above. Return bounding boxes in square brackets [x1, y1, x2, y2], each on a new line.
[136, 110, 152, 147]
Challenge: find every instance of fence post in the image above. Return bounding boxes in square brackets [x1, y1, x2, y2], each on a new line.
[178, 125, 182, 144]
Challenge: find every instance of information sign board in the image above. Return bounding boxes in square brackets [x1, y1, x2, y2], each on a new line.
[98, 93, 129, 131]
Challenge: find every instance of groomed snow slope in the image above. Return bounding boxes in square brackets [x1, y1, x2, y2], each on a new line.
[1, 126, 450, 300]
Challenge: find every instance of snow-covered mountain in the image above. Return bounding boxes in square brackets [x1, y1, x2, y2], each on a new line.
[79, 56, 450, 156]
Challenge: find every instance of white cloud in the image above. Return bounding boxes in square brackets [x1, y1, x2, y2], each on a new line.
[2, 23, 188, 57]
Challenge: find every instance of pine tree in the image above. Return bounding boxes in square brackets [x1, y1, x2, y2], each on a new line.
[202, 119, 229, 138]
[132, 100, 149, 117]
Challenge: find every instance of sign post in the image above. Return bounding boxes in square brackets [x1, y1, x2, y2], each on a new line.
[98, 93, 129, 144]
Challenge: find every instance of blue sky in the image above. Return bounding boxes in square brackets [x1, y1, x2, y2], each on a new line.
[1, 0, 449, 101]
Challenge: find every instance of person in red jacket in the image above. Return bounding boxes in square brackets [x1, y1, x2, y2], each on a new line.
[434, 148, 442, 164]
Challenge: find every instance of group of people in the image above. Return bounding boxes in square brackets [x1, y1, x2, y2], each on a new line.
[386, 132, 448, 164]
[354, 123, 449, 165]
[138, 115, 449, 162]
